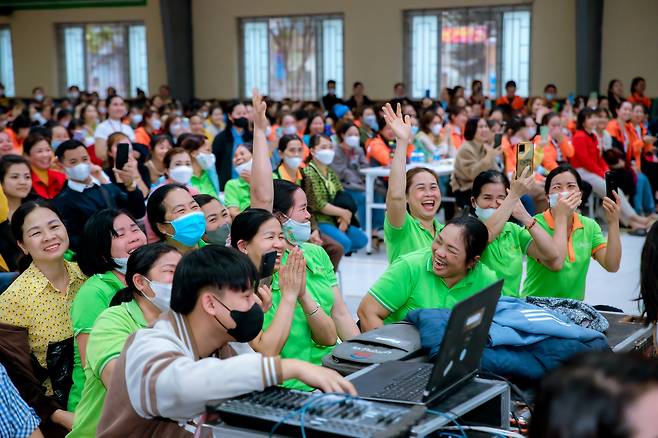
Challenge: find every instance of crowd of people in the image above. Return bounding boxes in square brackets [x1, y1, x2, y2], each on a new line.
[0, 76, 656, 437]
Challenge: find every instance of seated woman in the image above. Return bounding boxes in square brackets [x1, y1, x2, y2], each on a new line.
[193, 193, 232, 246]
[451, 116, 500, 208]
[382, 103, 444, 262]
[471, 169, 567, 297]
[105, 132, 150, 197]
[23, 133, 66, 200]
[0, 155, 33, 219]
[68, 209, 147, 412]
[179, 134, 219, 197]
[144, 135, 172, 186]
[414, 110, 445, 160]
[531, 351, 658, 438]
[155, 147, 199, 192]
[523, 165, 621, 299]
[67, 243, 180, 438]
[303, 134, 368, 254]
[274, 135, 304, 184]
[357, 215, 497, 332]
[354, 106, 379, 144]
[224, 143, 254, 218]
[133, 109, 162, 147]
[533, 112, 575, 175]
[0, 201, 88, 434]
[146, 183, 206, 254]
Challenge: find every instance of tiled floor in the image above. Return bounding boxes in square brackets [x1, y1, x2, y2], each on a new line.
[339, 231, 646, 317]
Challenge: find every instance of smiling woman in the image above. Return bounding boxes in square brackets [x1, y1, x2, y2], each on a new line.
[0, 200, 87, 433]
[0, 155, 33, 220]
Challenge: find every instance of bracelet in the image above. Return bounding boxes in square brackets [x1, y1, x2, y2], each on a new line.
[305, 304, 320, 317]
[526, 218, 537, 230]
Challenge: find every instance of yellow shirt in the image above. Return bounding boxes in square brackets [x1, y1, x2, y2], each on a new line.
[0, 261, 86, 392]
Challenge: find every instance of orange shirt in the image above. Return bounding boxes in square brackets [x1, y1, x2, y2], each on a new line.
[442, 124, 465, 149]
[628, 93, 651, 109]
[365, 135, 412, 167]
[134, 126, 152, 148]
[606, 119, 645, 170]
[532, 134, 574, 172]
[495, 95, 525, 111]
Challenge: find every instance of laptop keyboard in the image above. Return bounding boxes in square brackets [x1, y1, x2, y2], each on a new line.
[371, 365, 432, 402]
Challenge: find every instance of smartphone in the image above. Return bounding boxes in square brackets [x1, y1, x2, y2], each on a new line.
[516, 141, 534, 178]
[567, 93, 575, 106]
[540, 125, 549, 142]
[256, 251, 277, 292]
[115, 143, 131, 170]
[494, 133, 503, 149]
[589, 91, 598, 102]
[605, 171, 618, 200]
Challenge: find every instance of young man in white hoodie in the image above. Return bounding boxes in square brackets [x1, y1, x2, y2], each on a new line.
[96, 245, 355, 437]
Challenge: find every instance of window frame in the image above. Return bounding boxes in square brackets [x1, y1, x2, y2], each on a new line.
[0, 24, 16, 97]
[56, 20, 147, 97]
[238, 13, 345, 100]
[404, 4, 532, 99]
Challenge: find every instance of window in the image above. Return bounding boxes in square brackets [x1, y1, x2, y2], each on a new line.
[405, 6, 531, 99]
[57, 22, 148, 97]
[240, 15, 344, 100]
[0, 26, 15, 96]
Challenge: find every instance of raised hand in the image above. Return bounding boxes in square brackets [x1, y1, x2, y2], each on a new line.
[508, 166, 534, 198]
[603, 191, 621, 225]
[251, 88, 268, 132]
[381, 103, 412, 142]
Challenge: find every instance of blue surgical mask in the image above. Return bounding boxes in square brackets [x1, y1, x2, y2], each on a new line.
[165, 211, 206, 247]
[112, 257, 128, 274]
[474, 206, 496, 221]
[51, 139, 63, 151]
[411, 126, 419, 136]
[364, 115, 379, 130]
[282, 217, 311, 244]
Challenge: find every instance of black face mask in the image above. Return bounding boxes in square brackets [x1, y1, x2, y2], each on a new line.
[233, 117, 249, 129]
[212, 295, 263, 343]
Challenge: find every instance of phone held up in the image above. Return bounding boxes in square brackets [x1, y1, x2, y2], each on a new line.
[605, 171, 618, 200]
[115, 143, 131, 170]
[255, 251, 277, 297]
[515, 141, 534, 179]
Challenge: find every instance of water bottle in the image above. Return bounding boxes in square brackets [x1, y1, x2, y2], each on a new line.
[432, 147, 441, 163]
[411, 151, 424, 164]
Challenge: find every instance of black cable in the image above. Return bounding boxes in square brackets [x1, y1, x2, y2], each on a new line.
[476, 371, 534, 416]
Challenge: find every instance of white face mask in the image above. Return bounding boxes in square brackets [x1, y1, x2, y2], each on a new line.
[345, 135, 360, 148]
[284, 156, 303, 170]
[169, 165, 194, 184]
[235, 159, 252, 175]
[548, 191, 572, 208]
[283, 125, 297, 136]
[474, 205, 496, 221]
[315, 149, 335, 165]
[65, 162, 91, 182]
[195, 152, 216, 170]
[150, 118, 162, 130]
[143, 278, 172, 312]
[431, 124, 442, 136]
[265, 126, 273, 137]
[112, 257, 128, 275]
[131, 114, 143, 125]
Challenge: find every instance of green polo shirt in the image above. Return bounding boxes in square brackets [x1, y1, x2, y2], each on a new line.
[523, 211, 607, 300]
[68, 271, 124, 411]
[384, 211, 444, 263]
[265, 242, 336, 391]
[223, 177, 251, 212]
[67, 299, 147, 438]
[369, 248, 498, 324]
[480, 222, 533, 298]
[190, 170, 219, 198]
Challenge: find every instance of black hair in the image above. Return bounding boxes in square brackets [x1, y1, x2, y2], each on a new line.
[544, 164, 583, 194]
[151, 134, 173, 151]
[54, 139, 86, 160]
[11, 200, 65, 272]
[309, 133, 331, 149]
[11, 114, 32, 131]
[193, 193, 219, 208]
[230, 208, 275, 249]
[327, 80, 336, 86]
[353, 81, 363, 89]
[607, 79, 622, 96]
[576, 107, 596, 132]
[336, 121, 357, 141]
[463, 117, 482, 141]
[630, 77, 645, 95]
[444, 215, 489, 265]
[639, 222, 658, 324]
[179, 134, 206, 153]
[447, 105, 465, 123]
[163, 147, 189, 170]
[277, 134, 302, 153]
[293, 109, 309, 121]
[77, 209, 138, 277]
[530, 351, 658, 438]
[105, 94, 124, 109]
[471, 170, 509, 203]
[540, 111, 559, 126]
[170, 245, 258, 314]
[110, 243, 179, 306]
[505, 80, 517, 89]
[0, 155, 31, 183]
[23, 133, 49, 156]
[544, 83, 557, 92]
[273, 179, 302, 216]
[146, 183, 189, 240]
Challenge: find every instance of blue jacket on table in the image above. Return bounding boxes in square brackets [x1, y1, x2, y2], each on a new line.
[52, 182, 145, 251]
[406, 296, 610, 380]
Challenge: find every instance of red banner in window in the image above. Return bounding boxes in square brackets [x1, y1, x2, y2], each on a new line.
[441, 26, 488, 44]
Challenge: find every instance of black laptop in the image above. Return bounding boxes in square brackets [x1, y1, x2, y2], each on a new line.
[350, 280, 502, 405]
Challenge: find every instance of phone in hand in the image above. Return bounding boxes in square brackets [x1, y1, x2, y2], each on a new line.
[540, 126, 549, 142]
[605, 171, 618, 200]
[516, 141, 534, 179]
[115, 143, 131, 170]
[255, 251, 277, 293]
[493, 133, 503, 149]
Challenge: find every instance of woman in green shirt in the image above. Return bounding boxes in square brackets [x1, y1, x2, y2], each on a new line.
[470, 169, 566, 298]
[67, 243, 181, 438]
[179, 134, 219, 197]
[274, 134, 304, 184]
[523, 164, 622, 300]
[224, 142, 253, 218]
[381, 103, 444, 263]
[357, 215, 498, 331]
[69, 209, 147, 411]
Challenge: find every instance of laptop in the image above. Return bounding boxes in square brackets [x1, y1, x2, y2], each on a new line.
[350, 280, 502, 405]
